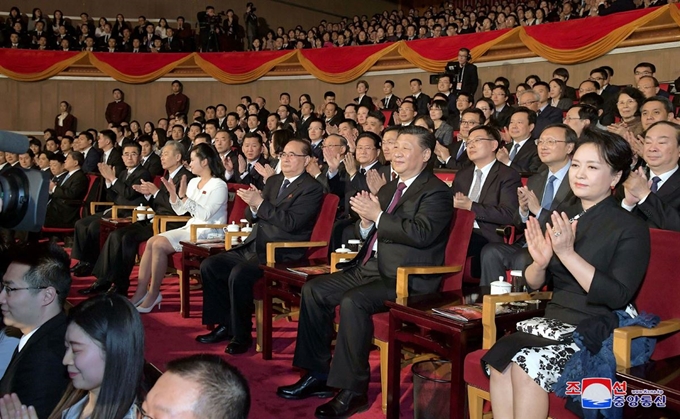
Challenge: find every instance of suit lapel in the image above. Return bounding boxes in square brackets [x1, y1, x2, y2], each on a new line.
[551, 174, 573, 210]
[478, 162, 500, 202]
[657, 169, 680, 199]
[390, 171, 429, 212]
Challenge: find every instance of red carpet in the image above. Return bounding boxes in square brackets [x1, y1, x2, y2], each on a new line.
[67, 263, 416, 418]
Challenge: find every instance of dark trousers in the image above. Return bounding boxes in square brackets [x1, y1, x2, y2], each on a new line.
[92, 221, 154, 295]
[293, 258, 395, 393]
[480, 242, 533, 286]
[71, 212, 105, 264]
[330, 217, 358, 256]
[200, 244, 262, 341]
[467, 230, 490, 278]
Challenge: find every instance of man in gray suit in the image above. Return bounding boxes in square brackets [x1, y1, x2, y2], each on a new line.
[480, 123, 579, 285]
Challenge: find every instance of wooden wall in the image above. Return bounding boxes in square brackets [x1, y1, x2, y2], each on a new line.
[0, 45, 675, 132]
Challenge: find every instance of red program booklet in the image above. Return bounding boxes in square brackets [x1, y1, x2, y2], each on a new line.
[432, 304, 483, 322]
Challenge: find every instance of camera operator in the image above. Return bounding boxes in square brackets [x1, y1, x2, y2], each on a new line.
[244, 3, 258, 51]
[197, 6, 222, 52]
[444, 47, 479, 101]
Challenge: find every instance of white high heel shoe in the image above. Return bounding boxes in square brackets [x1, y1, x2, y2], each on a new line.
[136, 294, 162, 313]
[131, 292, 149, 308]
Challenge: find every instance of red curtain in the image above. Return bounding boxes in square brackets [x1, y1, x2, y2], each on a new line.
[402, 29, 511, 61]
[90, 52, 191, 77]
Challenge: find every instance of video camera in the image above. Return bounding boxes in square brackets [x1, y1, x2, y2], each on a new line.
[0, 131, 49, 232]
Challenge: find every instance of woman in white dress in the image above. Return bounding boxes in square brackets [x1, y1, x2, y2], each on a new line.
[131, 143, 228, 312]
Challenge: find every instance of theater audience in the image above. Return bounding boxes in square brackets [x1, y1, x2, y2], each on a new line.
[44, 152, 88, 229]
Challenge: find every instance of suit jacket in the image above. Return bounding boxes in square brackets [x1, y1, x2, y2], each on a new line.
[506, 139, 542, 173]
[147, 167, 194, 229]
[533, 105, 564, 137]
[163, 36, 182, 52]
[45, 169, 89, 228]
[444, 62, 479, 99]
[344, 161, 384, 218]
[106, 165, 153, 208]
[165, 92, 189, 118]
[629, 169, 680, 231]
[242, 172, 324, 263]
[0, 313, 69, 419]
[453, 161, 522, 243]
[599, 84, 621, 126]
[491, 105, 513, 129]
[102, 147, 125, 175]
[443, 140, 472, 170]
[513, 166, 577, 230]
[0, 162, 12, 175]
[382, 95, 400, 110]
[339, 170, 453, 295]
[54, 113, 77, 137]
[354, 95, 375, 111]
[413, 93, 431, 117]
[237, 156, 268, 190]
[105, 100, 132, 124]
[325, 114, 343, 128]
[81, 147, 102, 174]
[297, 117, 314, 140]
[222, 150, 241, 184]
[141, 153, 163, 177]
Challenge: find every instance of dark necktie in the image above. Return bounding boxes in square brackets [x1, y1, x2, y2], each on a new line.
[362, 182, 406, 265]
[509, 143, 520, 161]
[651, 176, 661, 193]
[360, 168, 366, 176]
[541, 175, 557, 210]
[277, 179, 290, 199]
[456, 142, 466, 160]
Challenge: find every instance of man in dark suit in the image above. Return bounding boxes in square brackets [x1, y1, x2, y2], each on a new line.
[196, 139, 324, 354]
[105, 88, 132, 125]
[75, 131, 101, 174]
[532, 82, 565, 136]
[591, 67, 620, 126]
[70, 143, 152, 277]
[480, 124, 578, 284]
[306, 119, 325, 163]
[453, 125, 521, 277]
[496, 107, 542, 173]
[409, 78, 431, 117]
[81, 141, 193, 295]
[138, 136, 163, 177]
[444, 47, 479, 100]
[215, 130, 241, 183]
[0, 151, 11, 175]
[353, 80, 375, 111]
[235, 132, 269, 190]
[323, 103, 343, 128]
[435, 108, 484, 170]
[162, 28, 182, 52]
[297, 103, 316, 141]
[44, 152, 89, 228]
[97, 129, 125, 174]
[380, 80, 400, 110]
[277, 126, 453, 418]
[621, 121, 680, 231]
[0, 243, 71, 419]
[491, 85, 513, 129]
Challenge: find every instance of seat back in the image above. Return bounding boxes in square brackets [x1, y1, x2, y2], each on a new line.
[380, 110, 393, 127]
[304, 194, 340, 260]
[434, 169, 456, 187]
[153, 176, 163, 188]
[634, 228, 680, 361]
[228, 194, 248, 224]
[80, 174, 100, 218]
[441, 209, 476, 291]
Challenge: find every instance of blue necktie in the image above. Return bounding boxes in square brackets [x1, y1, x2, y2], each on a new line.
[650, 176, 661, 194]
[277, 179, 290, 199]
[509, 143, 520, 161]
[541, 175, 557, 210]
[456, 142, 466, 160]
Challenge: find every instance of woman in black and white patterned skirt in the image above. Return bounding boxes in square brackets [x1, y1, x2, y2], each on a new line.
[483, 128, 651, 419]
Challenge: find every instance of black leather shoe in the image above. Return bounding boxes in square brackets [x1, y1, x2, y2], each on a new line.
[77, 281, 111, 295]
[225, 338, 252, 355]
[277, 373, 335, 400]
[314, 390, 369, 418]
[105, 283, 118, 295]
[195, 325, 232, 344]
[72, 263, 93, 277]
[70, 261, 84, 273]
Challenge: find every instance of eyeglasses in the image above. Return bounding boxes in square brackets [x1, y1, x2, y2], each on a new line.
[535, 138, 567, 147]
[123, 152, 139, 158]
[460, 120, 479, 126]
[1, 283, 51, 295]
[466, 138, 495, 146]
[279, 152, 307, 159]
[634, 70, 653, 77]
[617, 99, 637, 107]
[133, 404, 153, 419]
[518, 100, 537, 106]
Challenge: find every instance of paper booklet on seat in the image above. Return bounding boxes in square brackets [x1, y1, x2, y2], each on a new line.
[286, 265, 331, 277]
[432, 304, 483, 322]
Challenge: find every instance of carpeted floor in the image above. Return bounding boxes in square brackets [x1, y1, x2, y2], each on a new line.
[67, 264, 416, 419]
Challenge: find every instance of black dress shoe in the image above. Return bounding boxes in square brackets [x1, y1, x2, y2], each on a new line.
[70, 261, 84, 273]
[315, 390, 369, 419]
[72, 263, 93, 277]
[277, 373, 335, 400]
[225, 338, 252, 355]
[105, 283, 118, 295]
[195, 325, 232, 344]
[77, 281, 111, 295]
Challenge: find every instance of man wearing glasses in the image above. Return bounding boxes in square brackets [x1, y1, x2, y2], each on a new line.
[71, 142, 152, 278]
[452, 125, 522, 278]
[0, 243, 72, 419]
[435, 107, 484, 170]
[196, 139, 323, 355]
[480, 123, 578, 285]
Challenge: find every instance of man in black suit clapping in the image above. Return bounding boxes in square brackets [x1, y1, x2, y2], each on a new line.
[44, 151, 89, 228]
[277, 126, 453, 418]
[196, 139, 324, 354]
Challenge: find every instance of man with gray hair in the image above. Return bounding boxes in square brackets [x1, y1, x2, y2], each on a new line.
[79, 141, 193, 296]
[141, 354, 250, 419]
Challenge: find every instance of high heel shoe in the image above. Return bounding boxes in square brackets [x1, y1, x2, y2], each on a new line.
[131, 292, 149, 308]
[136, 294, 162, 313]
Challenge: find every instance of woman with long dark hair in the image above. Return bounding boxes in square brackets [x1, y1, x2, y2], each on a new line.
[152, 128, 167, 155]
[130, 143, 228, 312]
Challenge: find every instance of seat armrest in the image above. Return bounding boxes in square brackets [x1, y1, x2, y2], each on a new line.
[330, 252, 357, 273]
[481, 291, 553, 349]
[112, 205, 140, 219]
[90, 201, 114, 214]
[613, 318, 680, 369]
[395, 265, 463, 299]
[266, 241, 328, 264]
[496, 225, 517, 245]
[225, 231, 250, 250]
[156, 215, 191, 233]
[189, 224, 228, 242]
